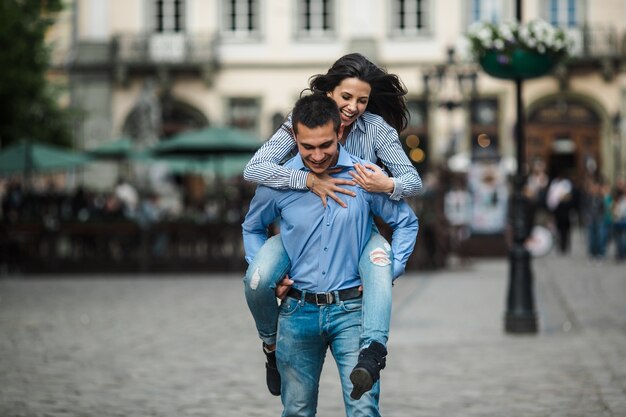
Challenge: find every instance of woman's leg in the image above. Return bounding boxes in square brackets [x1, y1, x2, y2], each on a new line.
[357, 232, 393, 350]
[349, 232, 393, 400]
[243, 234, 291, 345]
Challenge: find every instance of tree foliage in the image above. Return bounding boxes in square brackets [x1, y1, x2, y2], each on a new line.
[0, 0, 73, 149]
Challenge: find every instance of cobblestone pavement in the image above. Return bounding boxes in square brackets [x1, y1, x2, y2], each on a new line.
[1, 230, 625, 416]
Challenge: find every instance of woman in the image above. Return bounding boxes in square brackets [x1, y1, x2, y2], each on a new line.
[242, 53, 422, 399]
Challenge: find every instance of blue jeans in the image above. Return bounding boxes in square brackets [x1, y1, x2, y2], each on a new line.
[587, 220, 608, 258]
[243, 233, 393, 349]
[614, 222, 626, 259]
[277, 295, 380, 417]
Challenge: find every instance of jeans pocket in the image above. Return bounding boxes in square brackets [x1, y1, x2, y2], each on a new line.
[341, 298, 363, 313]
[279, 297, 301, 317]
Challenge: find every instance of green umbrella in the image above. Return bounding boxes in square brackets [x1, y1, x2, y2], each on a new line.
[158, 154, 251, 177]
[0, 140, 90, 176]
[86, 136, 144, 160]
[151, 126, 261, 156]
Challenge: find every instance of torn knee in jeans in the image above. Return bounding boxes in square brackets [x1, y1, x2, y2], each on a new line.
[369, 247, 391, 267]
[249, 268, 261, 290]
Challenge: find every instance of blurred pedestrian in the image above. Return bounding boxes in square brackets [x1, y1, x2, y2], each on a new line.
[546, 172, 574, 254]
[612, 178, 626, 261]
[526, 158, 549, 226]
[444, 175, 471, 262]
[582, 177, 609, 261]
[114, 177, 139, 218]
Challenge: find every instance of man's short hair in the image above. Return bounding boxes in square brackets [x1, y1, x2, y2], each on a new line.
[292, 94, 341, 136]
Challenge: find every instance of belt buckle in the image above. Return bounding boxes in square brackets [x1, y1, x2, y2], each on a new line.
[315, 292, 333, 305]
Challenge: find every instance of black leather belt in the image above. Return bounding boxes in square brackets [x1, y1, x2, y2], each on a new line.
[287, 286, 362, 305]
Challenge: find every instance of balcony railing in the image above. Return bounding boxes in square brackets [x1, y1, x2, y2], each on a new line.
[107, 32, 219, 85]
[111, 32, 217, 66]
[564, 25, 625, 80]
[564, 24, 626, 62]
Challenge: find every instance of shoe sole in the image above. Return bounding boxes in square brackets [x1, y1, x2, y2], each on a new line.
[350, 367, 373, 400]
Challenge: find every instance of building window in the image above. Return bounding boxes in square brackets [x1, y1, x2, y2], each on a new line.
[391, 0, 429, 36]
[468, 0, 503, 25]
[222, 0, 260, 38]
[296, 0, 335, 38]
[227, 98, 260, 134]
[546, 0, 579, 27]
[155, 0, 185, 32]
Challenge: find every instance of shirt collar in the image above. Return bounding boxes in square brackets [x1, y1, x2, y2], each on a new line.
[288, 144, 353, 172]
[351, 113, 367, 135]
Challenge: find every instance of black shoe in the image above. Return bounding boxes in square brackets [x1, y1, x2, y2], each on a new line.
[263, 343, 281, 396]
[349, 342, 387, 400]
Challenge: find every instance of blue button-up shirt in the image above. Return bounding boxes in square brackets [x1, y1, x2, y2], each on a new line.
[242, 146, 418, 293]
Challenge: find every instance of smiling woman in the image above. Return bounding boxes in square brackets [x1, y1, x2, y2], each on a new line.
[326, 77, 372, 130]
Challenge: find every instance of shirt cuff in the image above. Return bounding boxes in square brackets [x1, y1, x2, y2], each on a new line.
[290, 170, 310, 190]
[392, 262, 404, 280]
[388, 178, 403, 201]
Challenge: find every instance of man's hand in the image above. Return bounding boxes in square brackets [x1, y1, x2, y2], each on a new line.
[275, 276, 294, 300]
[349, 163, 394, 194]
[307, 170, 356, 208]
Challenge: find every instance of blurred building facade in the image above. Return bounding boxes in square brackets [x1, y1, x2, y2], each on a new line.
[46, 0, 626, 188]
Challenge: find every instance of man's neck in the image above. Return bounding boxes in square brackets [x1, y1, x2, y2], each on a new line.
[328, 150, 340, 168]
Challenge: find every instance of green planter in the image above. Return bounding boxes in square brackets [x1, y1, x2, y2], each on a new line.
[479, 49, 556, 80]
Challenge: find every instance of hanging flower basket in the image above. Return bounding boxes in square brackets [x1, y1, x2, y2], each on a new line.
[479, 48, 556, 80]
[465, 19, 572, 80]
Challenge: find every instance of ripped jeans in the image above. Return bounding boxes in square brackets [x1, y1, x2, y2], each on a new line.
[243, 233, 393, 350]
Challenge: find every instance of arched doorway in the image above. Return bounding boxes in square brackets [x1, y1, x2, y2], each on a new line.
[526, 97, 602, 182]
[122, 87, 210, 205]
[123, 89, 209, 141]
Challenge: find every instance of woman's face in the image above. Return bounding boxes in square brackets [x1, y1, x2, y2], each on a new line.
[327, 77, 371, 127]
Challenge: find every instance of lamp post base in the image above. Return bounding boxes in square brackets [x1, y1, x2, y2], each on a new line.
[505, 312, 538, 334]
[505, 243, 538, 334]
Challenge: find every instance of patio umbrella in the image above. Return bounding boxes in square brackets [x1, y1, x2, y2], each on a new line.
[150, 126, 261, 156]
[85, 136, 151, 182]
[158, 154, 251, 177]
[0, 140, 90, 176]
[148, 126, 260, 179]
[86, 136, 143, 160]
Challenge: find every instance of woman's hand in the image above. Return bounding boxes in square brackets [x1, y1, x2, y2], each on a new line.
[307, 170, 356, 208]
[349, 163, 395, 194]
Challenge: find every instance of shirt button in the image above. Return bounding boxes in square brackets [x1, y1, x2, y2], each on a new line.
[323, 247, 328, 251]
[322, 271, 326, 275]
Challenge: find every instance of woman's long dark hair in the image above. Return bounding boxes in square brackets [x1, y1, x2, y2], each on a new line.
[307, 53, 409, 133]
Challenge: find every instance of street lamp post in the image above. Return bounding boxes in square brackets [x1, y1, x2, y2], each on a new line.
[504, 1, 538, 334]
[422, 47, 478, 158]
[613, 112, 625, 181]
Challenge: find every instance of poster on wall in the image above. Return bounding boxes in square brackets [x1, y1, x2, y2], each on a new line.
[467, 160, 509, 234]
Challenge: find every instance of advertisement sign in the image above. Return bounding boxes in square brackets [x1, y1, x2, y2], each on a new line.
[467, 160, 509, 234]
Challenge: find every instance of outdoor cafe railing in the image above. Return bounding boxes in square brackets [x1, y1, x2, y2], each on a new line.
[0, 221, 247, 274]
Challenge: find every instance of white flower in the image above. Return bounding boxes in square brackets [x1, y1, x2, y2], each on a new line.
[465, 18, 571, 60]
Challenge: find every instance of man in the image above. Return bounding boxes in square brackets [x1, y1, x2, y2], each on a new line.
[242, 94, 418, 416]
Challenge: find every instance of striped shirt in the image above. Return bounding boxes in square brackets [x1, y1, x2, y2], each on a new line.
[243, 111, 423, 200]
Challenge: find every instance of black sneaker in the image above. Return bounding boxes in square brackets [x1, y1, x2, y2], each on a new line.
[349, 341, 387, 400]
[263, 343, 281, 396]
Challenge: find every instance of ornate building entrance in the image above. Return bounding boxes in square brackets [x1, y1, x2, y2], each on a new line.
[526, 98, 602, 182]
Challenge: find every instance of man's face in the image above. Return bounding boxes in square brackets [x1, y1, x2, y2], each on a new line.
[295, 120, 341, 174]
